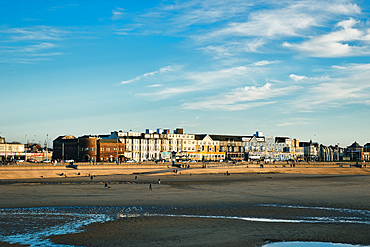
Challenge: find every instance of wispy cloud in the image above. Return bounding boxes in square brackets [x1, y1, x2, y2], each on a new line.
[292, 63, 370, 110]
[252, 60, 279, 66]
[136, 65, 260, 99]
[0, 42, 56, 53]
[112, 0, 364, 59]
[114, 24, 142, 35]
[0, 57, 52, 64]
[141, 0, 253, 34]
[284, 18, 370, 57]
[0, 26, 72, 63]
[201, 0, 360, 39]
[147, 84, 162, 88]
[112, 7, 126, 20]
[0, 26, 69, 41]
[49, 4, 78, 11]
[181, 83, 300, 111]
[277, 118, 309, 127]
[120, 66, 179, 85]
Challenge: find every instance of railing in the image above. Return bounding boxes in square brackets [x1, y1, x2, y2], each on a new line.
[0, 161, 365, 171]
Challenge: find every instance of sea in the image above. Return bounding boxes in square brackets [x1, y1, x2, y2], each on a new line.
[0, 204, 369, 247]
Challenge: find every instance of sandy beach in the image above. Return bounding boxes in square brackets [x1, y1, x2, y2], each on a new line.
[0, 163, 369, 246]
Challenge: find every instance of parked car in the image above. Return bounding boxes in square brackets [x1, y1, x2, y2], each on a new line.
[27, 159, 37, 163]
[42, 160, 51, 163]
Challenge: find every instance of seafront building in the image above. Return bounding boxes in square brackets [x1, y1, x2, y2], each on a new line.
[345, 142, 367, 161]
[0, 129, 362, 164]
[2, 130, 368, 164]
[51, 129, 306, 162]
[0, 137, 25, 163]
[53, 135, 125, 162]
[0, 136, 52, 163]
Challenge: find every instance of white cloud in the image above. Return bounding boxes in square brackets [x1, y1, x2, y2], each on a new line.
[22, 43, 56, 52]
[112, 8, 126, 20]
[136, 65, 258, 99]
[200, 44, 234, 56]
[292, 63, 370, 110]
[146, 84, 162, 88]
[0, 26, 73, 63]
[327, 2, 361, 14]
[290, 74, 307, 81]
[208, 11, 315, 39]
[284, 18, 370, 57]
[276, 118, 309, 127]
[181, 83, 300, 111]
[200, 39, 267, 57]
[244, 39, 265, 52]
[120, 65, 179, 85]
[252, 60, 279, 66]
[0, 26, 69, 41]
[276, 122, 295, 127]
[141, 0, 253, 33]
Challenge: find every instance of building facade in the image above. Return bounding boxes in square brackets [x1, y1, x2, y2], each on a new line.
[0, 137, 25, 163]
[53, 134, 125, 162]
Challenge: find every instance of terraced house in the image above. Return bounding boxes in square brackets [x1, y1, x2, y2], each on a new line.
[54, 128, 370, 163]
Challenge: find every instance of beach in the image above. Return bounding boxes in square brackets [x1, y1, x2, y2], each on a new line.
[0, 163, 369, 246]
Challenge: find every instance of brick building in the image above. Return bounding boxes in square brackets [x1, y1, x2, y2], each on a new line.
[53, 135, 78, 161]
[53, 135, 125, 162]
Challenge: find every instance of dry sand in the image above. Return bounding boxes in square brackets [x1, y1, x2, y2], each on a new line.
[0, 164, 369, 246]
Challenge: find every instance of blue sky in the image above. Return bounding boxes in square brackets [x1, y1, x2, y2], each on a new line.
[1, 0, 370, 147]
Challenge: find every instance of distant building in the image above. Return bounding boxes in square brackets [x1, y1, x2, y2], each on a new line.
[0, 137, 25, 163]
[346, 142, 364, 161]
[243, 132, 303, 161]
[52, 129, 365, 163]
[52, 134, 125, 162]
[210, 135, 244, 161]
[53, 135, 78, 161]
[192, 134, 225, 161]
[299, 140, 319, 161]
[364, 143, 370, 161]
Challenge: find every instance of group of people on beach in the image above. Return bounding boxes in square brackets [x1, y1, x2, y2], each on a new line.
[102, 178, 161, 190]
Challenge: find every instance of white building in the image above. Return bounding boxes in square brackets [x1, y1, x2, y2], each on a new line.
[0, 137, 25, 162]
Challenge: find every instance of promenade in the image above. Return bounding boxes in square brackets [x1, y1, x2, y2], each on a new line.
[0, 161, 369, 180]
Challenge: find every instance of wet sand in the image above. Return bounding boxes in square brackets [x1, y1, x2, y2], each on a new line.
[1, 166, 370, 246]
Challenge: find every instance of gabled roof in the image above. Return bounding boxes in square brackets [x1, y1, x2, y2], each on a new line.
[195, 134, 208, 140]
[209, 135, 243, 142]
[348, 141, 363, 148]
[275, 137, 289, 143]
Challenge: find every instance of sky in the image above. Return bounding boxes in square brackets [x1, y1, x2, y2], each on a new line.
[1, 0, 370, 147]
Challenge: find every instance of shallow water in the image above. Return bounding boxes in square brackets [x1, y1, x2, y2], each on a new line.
[0, 204, 369, 247]
[264, 242, 368, 247]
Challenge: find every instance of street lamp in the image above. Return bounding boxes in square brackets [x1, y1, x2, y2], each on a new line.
[116, 134, 118, 164]
[46, 134, 48, 161]
[337, 143, 339, 161]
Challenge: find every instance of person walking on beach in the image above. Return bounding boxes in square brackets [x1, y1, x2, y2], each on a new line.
[158, 179, 161, 184]
[149, 183, 152, 190]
